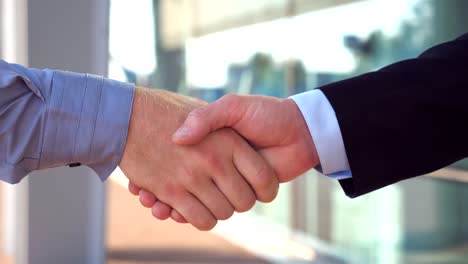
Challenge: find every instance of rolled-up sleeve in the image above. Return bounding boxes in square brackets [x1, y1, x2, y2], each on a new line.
[0, 60, 134, 183]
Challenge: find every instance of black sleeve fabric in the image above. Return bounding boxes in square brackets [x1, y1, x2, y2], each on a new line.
[319, 33, 468, 198]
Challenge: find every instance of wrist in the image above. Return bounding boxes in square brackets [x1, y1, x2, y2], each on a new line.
[121, 88, 207, 172]
[121, 88, 154, 173]
[286, 98, 320, 171]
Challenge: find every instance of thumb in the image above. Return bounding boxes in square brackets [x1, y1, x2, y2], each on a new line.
[172, 95, 242, 145]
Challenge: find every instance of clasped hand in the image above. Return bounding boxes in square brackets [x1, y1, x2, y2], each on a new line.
[121, 89, 319, 230]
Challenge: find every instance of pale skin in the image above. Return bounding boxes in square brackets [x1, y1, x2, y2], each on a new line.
[120, 89, 280, 230]
[128, 94, 320, 223]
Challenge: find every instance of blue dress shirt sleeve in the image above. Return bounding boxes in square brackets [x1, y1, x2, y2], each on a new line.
[290, 90, 352, 179]
[0, 60, 134, 184]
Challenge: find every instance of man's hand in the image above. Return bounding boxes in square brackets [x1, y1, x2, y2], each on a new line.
[120, 89, 279, 230]
[173, 94, 320, 183]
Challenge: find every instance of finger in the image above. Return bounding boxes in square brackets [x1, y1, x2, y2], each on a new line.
[151, 201, 172, 220]
[139, 189, 157, 208]
[233, 138, 279, 203]
[171, 210, 188, 223]
[211, 162, 257, 213]
[128, 182, 141, 195]
[172, 94, 243, 145]
[187, 179, 235, 221]
[173, 192, 217, 231]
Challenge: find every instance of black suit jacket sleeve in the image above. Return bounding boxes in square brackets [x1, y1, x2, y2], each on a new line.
[319, 33, 468, 198]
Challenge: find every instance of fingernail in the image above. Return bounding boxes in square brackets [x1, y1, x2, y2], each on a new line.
[174, 127, 191, 138]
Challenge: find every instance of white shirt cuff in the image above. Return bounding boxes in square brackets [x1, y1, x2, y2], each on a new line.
[290, 90, 352, 179]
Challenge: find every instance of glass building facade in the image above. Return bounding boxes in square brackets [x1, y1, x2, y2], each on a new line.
[109, 1, 468, 263]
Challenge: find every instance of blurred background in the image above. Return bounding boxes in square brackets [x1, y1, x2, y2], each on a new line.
[1, 0, 468, 263]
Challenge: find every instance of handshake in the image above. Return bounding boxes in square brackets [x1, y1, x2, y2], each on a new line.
[119, 88, 320, 230]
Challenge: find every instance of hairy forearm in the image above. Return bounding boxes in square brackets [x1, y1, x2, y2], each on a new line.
[120, 87, 206, 176]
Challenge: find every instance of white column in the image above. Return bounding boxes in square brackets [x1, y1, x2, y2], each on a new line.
[10, 0, 110, 263]
[1, 0, 29, 258]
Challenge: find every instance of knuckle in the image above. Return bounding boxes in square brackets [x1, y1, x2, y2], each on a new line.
[188, 106, 207, 119]
[208, 170, 227, 186]
[221, 93, 243, 107]
[220, 94, 242, 117]
[220, 94, 237, 103]
[203, 151, 224, 175]
[160, 184, 185, 204]
[181, 168, 203, 187]
[183, 173, 196, 186]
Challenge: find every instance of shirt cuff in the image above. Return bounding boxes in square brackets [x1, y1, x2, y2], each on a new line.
[290, 90, 352, 179]
[39, 71, 135, 181]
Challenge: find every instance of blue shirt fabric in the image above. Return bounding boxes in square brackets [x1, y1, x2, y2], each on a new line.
[0, 60, 134, 184]
[290, 90, 352, 179]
